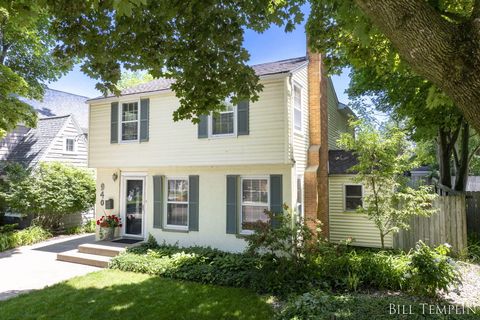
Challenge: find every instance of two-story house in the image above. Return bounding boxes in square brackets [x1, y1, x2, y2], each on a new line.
[88, 52, 360, 252]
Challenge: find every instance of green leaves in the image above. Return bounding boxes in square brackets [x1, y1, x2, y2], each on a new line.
[338, 121, 437, 248]
[1, 162, 96, 230]
[47, 0, 304, 121]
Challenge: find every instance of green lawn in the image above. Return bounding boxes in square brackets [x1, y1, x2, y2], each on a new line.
[0, 270, 274, 320]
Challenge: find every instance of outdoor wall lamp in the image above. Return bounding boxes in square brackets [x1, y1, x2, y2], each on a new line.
[112, 172, 118, 182]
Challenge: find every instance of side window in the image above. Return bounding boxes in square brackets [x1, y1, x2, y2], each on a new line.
[345, 185, 363, 211]
[293, 85, 302, 132]
[65, 138, 75, 152]
[296, 175, 303, 215]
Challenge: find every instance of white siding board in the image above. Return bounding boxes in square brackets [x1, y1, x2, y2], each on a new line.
[89, 79, 287, 168]
[42, 117, 88, 167]
[329, 174, 393, 248]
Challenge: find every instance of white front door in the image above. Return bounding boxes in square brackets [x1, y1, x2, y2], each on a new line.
[120, 175, 146, 238]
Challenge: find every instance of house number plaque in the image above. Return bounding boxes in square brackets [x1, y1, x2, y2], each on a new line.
[100, 183, 105, 206]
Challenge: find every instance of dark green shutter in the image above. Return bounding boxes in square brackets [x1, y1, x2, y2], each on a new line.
[153, 175, 164, 229]
[226, 175, 239, 234]
[198, 114, 208, 138]
[140, 98, 149, 142]
[237, 100, 249, 135]
[189, 175, 199, 231]
[270, 174, 283, 228]
[111, 102, 119, 143]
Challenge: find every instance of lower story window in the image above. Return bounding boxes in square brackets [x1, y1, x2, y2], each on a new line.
[166, 178, 189, 228]
[241, 177, 269, 231]
[345, 185, 363, 211]
[296, 175, 303, 215]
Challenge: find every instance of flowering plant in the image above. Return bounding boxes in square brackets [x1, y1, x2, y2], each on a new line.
[96, 214, 122, 228]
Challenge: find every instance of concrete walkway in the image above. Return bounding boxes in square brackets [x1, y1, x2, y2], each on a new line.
[0, 234, 100, 301]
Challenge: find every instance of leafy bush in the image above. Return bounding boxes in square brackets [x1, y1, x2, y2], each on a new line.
[65, 220, 96, 235]
[277, 290, 479, 320]
[407, 241, 461, 296]
[0, 226, 52, 252]
[1, 162, 96, 230]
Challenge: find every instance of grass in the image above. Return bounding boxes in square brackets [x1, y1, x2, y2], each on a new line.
[0, 270, 274, 320]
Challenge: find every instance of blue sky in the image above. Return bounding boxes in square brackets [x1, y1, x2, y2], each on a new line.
[48, 6, 351, 103]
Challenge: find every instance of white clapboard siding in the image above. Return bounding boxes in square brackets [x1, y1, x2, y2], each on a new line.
[291, 66, 309, 174]
[329, 174, 393, 248]
[327, 80, 351, 150]
[89, 79, 288, 168]
[42, 116, 88, 167]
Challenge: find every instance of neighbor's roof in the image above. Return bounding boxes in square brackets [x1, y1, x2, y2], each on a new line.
[329, 150, 359, 175]
[5, 115, 70, 168]
[19, 89, 90, 129]
[89, 56, 308, 102]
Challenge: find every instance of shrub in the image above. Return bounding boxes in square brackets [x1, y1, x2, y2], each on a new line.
[407, 241, 461, 296]
[1, 162, 96, 230]
[0, 226, 52, 252]
[65, 220, 96, 235]
[277, 290, 479, 320]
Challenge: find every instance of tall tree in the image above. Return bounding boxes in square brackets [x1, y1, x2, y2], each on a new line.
[307, 0, 480, 133]
[0, 1, 71, 137]
[46, 0, 304, 122]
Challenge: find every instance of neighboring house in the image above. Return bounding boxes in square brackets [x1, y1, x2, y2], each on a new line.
[88, 52, 363, 252]
[0, 89, 89, 169]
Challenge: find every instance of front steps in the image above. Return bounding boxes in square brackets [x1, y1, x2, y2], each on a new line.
[57, 243, 127, 268]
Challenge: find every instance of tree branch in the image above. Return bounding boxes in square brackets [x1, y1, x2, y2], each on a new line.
[473, 0, 480, 20]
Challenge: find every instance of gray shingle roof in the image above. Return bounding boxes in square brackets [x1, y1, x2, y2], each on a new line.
[329, 150, 359, 175]
[20, 89, 89, 129]
[89, 56, 308, 101]
[5, 116, 69, 168]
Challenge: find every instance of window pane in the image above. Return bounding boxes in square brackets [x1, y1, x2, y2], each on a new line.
[66, 139, 74, 151]
[346, 197, 363, 210]
[294, 86, 302, 107]
[122, 102, 138, 121]
[122, 122, 138, 141]
[242, 179, 268, 204]
[294, 108, 302, 130]
[346, 185, 362, 197]
[167, 179, 188, 202]
[167, 203, 188, 226]
[212, 111, 234, 135]
[242, 205, 269, 229]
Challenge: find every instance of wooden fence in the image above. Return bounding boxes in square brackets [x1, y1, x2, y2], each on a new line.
[466, 191, 480, 238]
[394, 195, 468, 252]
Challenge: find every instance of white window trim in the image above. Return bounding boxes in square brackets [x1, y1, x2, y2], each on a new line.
[64, 137, 76, 153]
[208, 104, 237, 138]
[239, 175, 270, 235]
[343, 184, 364, 212]
[296, 174, 304, 216]
[164, 176, 189, 230]
[119, 100, 141, 143]
[293, 83, 303, 133]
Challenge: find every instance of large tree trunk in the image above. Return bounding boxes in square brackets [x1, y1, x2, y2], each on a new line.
[354, 0, 480, 133]
[437, 128, 453, 188]
[454, 122, 470, 191]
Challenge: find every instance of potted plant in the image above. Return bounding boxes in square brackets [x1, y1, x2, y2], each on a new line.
[96, 214, 122, 241]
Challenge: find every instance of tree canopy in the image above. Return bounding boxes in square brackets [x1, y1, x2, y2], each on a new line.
[0, 1, 71, 137]
[307, 0, 480, 133]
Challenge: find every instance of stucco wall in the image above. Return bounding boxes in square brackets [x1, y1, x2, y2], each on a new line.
[95, 165, 292, 252]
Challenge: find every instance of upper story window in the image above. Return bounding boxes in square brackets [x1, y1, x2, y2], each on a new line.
[241, 177, 269, 232]
[121, 102, 139, 142]
[210, 103, 235, 137]
[345, 185, 363, 211]
[166, 177, 189, 229]
[293, 85, 302, 132]
[65, 138, 75, 152]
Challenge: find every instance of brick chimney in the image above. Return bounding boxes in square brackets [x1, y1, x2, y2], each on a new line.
[304, 49, 329, 238]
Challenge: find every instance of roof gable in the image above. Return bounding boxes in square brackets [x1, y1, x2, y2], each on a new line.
[5, 115, 70, 168]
